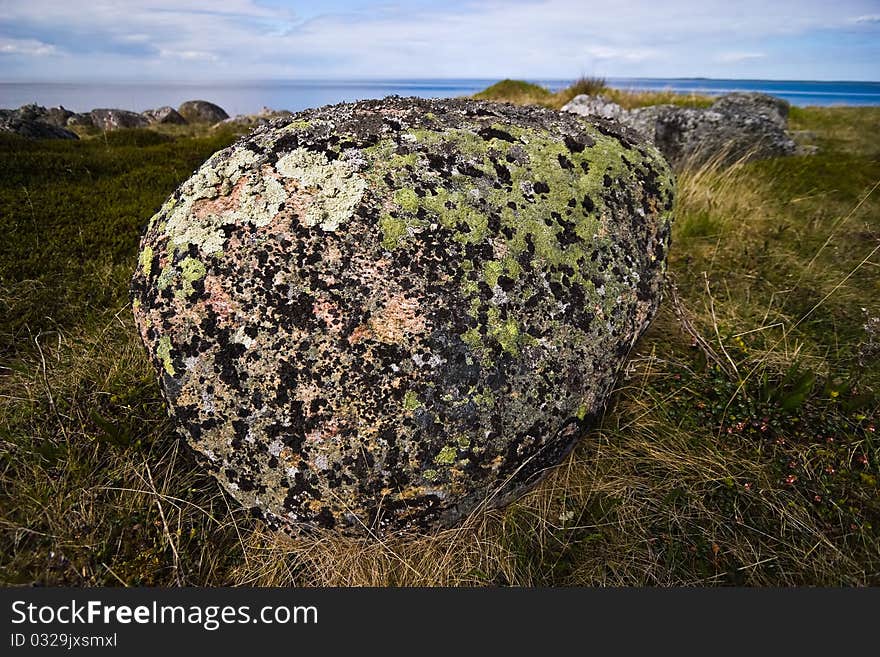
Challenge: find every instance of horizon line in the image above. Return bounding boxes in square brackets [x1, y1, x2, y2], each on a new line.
[2, 76, 879, 85]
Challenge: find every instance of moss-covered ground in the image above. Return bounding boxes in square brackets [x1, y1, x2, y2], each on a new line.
[1, 84, 878, 585]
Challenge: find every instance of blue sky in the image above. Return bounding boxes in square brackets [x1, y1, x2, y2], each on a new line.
[0, 0, 878, 81]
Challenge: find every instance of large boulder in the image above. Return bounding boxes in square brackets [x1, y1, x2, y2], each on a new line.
[131, 97, 674, 534]
[563, 91, 798, 166]
[89, 108, 149, 131]
[143, 106, 187, 125]
[178, 100, 229, 124]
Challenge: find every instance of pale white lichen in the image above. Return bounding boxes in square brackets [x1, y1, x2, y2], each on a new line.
[275, 147, 366, 231]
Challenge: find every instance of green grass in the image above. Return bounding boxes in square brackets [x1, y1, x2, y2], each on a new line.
[473, 77, 714, 110]
[0, 100, 878, 586]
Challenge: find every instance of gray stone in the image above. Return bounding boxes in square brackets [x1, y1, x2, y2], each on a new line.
[0, 104, 79, 138]
[0, 116, 78, 139]
[144, 106, 187, 125]
[178, 100, 229, 124]
[43, 106, 75, 127]
[131, 97, 674, 534]
[89, 108, 150, 131]
[561, 94, 627, 122]
[66, 113, 95, 128]
[562, 91, 799, 167]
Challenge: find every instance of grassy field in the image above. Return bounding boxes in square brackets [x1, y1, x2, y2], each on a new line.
[1, 82, 878, 586]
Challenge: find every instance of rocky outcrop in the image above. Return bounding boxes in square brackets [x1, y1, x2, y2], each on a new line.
[1, 99, 236, 135]
[89, 108, 150, 131]
[0, 115, 78, 139]
[0, 104, 79, 139]
[563, 92, 799, 166]
[178, 100, 229, 124]
[131, 96, 674, 534]
[217, 106, 293, 130]
[65, 113, 95, 129]
[143, 106, 187, 125]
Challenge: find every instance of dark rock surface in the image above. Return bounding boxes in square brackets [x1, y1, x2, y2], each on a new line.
[0, 104, 79, 139]
[65, 113, 95, 128]
[89, 108, 150, 131]
[144, 106, 187, 125]
[131, 96, 674, 534]
[563, 92, 799, 166]
[178, 100, 229, 124]
[0, 115, 79, 139]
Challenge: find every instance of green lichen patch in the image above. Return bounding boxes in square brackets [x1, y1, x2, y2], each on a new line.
[177, 256, 206, 298]
[156, 336, 175, 376]
[434, 445, 458, 466]
[139, 245, 153, 277]
[403, 390, 421, 411]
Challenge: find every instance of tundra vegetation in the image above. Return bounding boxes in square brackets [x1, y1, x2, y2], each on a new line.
[1, 79, 878, 585]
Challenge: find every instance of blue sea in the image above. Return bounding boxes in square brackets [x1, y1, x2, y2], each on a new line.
[1, 78, 878, 115]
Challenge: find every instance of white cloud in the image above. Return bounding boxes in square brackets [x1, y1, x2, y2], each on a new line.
[583, 46, 660, 63]
[716, 52, 766, 63]
[0, 37, 58, 57]
[0, 0, 878, 79]
[158, 49, 219, 62]
[854, 14, 880, 23]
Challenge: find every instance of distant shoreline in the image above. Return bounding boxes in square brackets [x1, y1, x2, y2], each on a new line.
[2, 78, 879, 115]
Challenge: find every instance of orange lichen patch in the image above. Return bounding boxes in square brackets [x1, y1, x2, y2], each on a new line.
[278, 447, 302, 469]
[305, 419, 341, 444]
[192, 177, 249, 220]
[313, 295, 343, 333]
[347, 324, 373, 344]
[323, 243, 342, 265]
[394, 485, 431, 501]
[369, 294, 426, 344]
[202, 275, 239, 325]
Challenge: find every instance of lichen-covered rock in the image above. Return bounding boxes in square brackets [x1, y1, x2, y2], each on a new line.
[563, 91, 798, 167]
[144, 106, 187, 125]
[178, 100, 229, 124]
[561, 94, 627, 122]
[131, 96, 674, 534]
[89, 108, 149, 131]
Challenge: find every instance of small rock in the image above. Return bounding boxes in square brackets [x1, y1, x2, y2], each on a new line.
[89, 108, 150, 131]
[143, 106, 187, 125]
[66, 113, 95, 128]
[178, 100, 229, 124]
[43, 106, 75, 127]
[561, 94, 626, 121]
